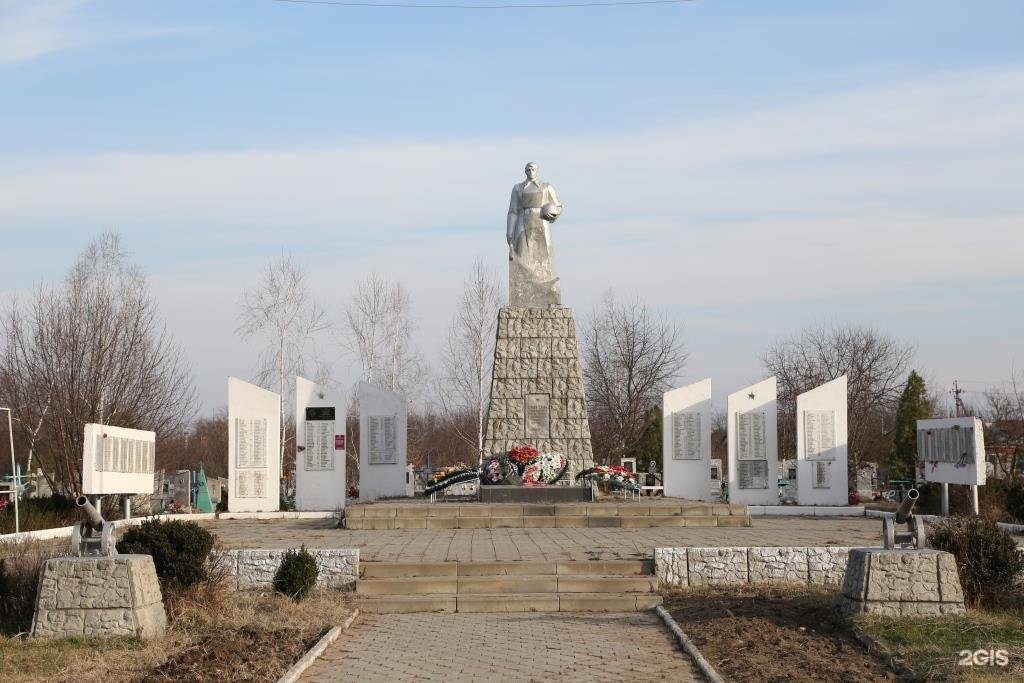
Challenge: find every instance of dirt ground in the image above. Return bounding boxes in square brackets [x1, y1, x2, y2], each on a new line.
[663, 586, 900, 683]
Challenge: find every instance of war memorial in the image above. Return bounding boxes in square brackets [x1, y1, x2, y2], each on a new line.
[4, 162, 1016, 683]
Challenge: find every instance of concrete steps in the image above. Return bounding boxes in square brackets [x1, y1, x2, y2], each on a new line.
[344, 502, 750, 529]
[356, 559, 663, 614]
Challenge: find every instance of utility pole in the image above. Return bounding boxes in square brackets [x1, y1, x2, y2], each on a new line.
[951, 380, 965, 417]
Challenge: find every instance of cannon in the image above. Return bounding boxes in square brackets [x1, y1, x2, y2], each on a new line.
[883, 488, 926, 549]
[71, 495, 116, 557]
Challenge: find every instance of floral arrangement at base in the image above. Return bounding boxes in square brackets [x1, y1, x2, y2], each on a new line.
[575, 465, 640, 492]
[507, 445, 540, 474]
[521, 452, 569, 486]
[480, 455, 517, 485]
[425, 463, 479, 495]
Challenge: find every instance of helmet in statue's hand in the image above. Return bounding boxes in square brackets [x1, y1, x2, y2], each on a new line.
[541, 203, 562, 222]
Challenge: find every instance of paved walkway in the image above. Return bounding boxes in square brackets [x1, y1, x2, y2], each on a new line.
[200, 517, 879, 561]
[300, 612, 701, 682]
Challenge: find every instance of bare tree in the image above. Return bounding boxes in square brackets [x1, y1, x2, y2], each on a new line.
[342, 274, 425, 397]
[0, 232, 196, 494]
[581, 290, 687, 464]
[436, 260, 501, 466]
[236, 251, 328, 477]
[760, 322, 916, 480]
[983, 367, 1024, 477]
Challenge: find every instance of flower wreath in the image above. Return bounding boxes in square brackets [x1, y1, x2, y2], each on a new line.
[424, 463, 479, 495]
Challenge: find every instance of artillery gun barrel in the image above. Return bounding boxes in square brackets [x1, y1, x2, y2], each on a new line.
[894, 488, 920, 524]
[75, 495, 105, 532]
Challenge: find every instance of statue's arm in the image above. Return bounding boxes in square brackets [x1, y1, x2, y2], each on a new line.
[544, 184, 563, 222]
[507, 188, 519, 246]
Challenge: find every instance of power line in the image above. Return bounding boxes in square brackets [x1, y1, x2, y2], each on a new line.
[273, 0, 697, 9]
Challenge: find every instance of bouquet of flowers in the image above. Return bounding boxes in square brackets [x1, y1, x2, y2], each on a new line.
[575, 465, 640, 491]
[521, 452, 569, 486]
[507, 445, 539, 472]
[425, 462, 479, 495]
[480, 455, 516, 485]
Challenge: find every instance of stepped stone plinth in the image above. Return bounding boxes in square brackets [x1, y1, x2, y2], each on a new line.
[839, 548, 966, 616]
[483, 307, 594, 473]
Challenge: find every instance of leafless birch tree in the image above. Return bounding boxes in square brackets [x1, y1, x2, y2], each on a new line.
[236, 251, 328, 476]
[436, 260, 501, 466]
[0, 232, 196, 494]
[343, 274, 425, 396]
[581, 291, 687, 464]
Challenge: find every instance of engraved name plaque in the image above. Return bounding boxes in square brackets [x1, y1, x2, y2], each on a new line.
[917, 426, 976, 464]
[235, 418, 268, 469]
[304, 421, 335, 471]
[672, 411, 701, 461]
[804, 410, 836, 460]
[812, 461, 831, 489]
[525, 394, 550, 438]
[738, 460, 769, 489]
[736, 411, 766, 461]
[368, 415, 398, 465]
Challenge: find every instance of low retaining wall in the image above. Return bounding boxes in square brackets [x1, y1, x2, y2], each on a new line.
[219, 548, 359, 591]
[655, 546, 853, 588]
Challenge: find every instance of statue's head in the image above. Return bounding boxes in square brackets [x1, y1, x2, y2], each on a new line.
[524, 162, 538, 181]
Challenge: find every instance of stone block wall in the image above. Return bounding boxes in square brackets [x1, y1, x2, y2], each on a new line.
[839, 548, 966, 616]
[32, 555, 166, 638]
[483, 307, 594, 472]
[655, 546, 852, 588]
[219, 548, 359, 591]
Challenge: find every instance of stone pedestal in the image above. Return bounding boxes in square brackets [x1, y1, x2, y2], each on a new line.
[32, 555, 167, 638]
[839, 548, 966, 616]
[483, 306, 594, 474]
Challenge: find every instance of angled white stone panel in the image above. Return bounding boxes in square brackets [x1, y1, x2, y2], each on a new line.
[227, 377, 281, 512]
[796, 375, 849, 506]
[662, 379, 713, 501]
[727, 377, 778, 505]
[295, 376, 347, 511]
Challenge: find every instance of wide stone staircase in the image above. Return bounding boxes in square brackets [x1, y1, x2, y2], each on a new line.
[356, 559, 662, 613]
[344, 502, 750, 529]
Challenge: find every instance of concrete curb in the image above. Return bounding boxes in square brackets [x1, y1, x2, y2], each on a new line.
[654, 605, 725, 683]
[276, 608, 360, 683]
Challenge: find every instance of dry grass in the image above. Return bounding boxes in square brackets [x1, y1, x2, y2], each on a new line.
[0, 538, 70, 635]
[0, 543, 356, 682]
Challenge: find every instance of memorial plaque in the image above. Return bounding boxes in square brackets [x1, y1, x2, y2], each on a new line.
[304, 419, 335, 471]
[917, 425, 976, 464]
[525, 394, 550, 438]
[236, 470, 252, 498]
[813, 461, 831, 489]
[368, 415, 398, 465]
[94, 433, 154, 473]
[738, 460, 769, 489]
[672, 411, 701, 460]
[235, 418, 268, 468]
[736, 411, 766, 461]
[804, 410, 836, 460]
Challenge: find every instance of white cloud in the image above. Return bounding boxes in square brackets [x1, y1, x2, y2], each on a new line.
[0, 0, 199, 66]
[3, 64, 1023, 409]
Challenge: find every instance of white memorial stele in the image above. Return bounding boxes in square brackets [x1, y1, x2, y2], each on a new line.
[82, 423, 156, 495]
[795, 375, 849, 506]
[662, 379, 713, 501]
[727, 376, 779, 506]
[916, 417, 986, 486]
[227, 377, 281, 512]
[357, 381, 408, 501]
[295, 376, 347, 511]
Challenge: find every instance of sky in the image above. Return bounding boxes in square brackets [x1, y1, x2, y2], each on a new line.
[1, 0, 1023, 416]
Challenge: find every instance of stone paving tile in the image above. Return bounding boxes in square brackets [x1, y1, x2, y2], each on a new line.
[199, 517, 880, 561]
[300, 612, 701, 682]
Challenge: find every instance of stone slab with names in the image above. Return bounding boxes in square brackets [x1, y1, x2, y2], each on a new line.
[916, 416, 986, 486]
[662, 379, 714, 501]
[358, 381, 408, 500]
[295, 376, 347, 510]
[227, 377, 281, 512]
[796, 375, 848, 506]
[727, 377, 779, 505]
[82, 423, 157, 496]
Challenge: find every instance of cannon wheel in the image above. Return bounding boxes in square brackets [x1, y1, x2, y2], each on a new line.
[882, 516, 895, 549]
